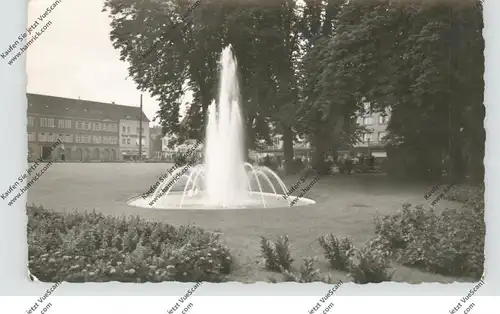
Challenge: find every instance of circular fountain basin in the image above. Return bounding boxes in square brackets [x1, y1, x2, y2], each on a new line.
[128, 191, 316, 210]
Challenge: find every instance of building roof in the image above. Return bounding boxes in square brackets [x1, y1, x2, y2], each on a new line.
[26, 93, 150, 122]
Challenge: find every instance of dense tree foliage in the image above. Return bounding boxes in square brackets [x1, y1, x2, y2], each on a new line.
[298, 0, 483, 180]
[104, 0, 484, 181]
[324, 0, 484, 181]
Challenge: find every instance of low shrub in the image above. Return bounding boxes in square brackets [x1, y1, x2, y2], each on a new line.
[172, 153, 187, 165]
[279, 257, 336, 284]
[260, 235, 294, 272]
[259, 156, 280, 171]
[292, 158, 306, 174]
[347, 246, 395, 284]
[27, 205, 233, 282]
[318, 234, 354, 271]
[373, 203, 430, 250]
[373, 202, 484, 279]
[280, 257, 320, 283]
[444, 184, 484, 212]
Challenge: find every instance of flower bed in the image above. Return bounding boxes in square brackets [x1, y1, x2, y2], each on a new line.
[443, 183, 484, 211]
[27, 205, 233, 282]
[373, 202, 484, 279]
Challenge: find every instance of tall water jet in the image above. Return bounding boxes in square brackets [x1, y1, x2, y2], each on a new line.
[128, 45, 316, 210]
[204, 46, 248, 207]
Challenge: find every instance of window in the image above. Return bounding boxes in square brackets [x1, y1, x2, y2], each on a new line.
[127, 126, 131, 133]
[66, 134, 73, 143]
[378, 115, 389, 124]
[93, 122, 101, 131]
[75, 135, 81, 143]
[363, 117, 373, 125]
[137, 137, 147, 146]
[127, 138, 131, 145]
[363, 133, 373, 143]
[122, 138, 126, 144]
[47, 118, 55, 128]
[65, 120, 71, 128]
[28, 132, 36, 142]
[38, 133, 47, 142]
[28, 116, 35, 126]
[122, 126, 126, 133]
[103, 124, 109, 131]
[58, 120, 65, 128]
[112, 137, 118, 145]
[111, 124, 117, 132]
[76, 121, 82, 129]
[378, 132, 387, 142]
[93, 136, 102, 144]
[57, 134, 64, 141]
[84, 122, 90, 130]
[40, 118, 48, 127]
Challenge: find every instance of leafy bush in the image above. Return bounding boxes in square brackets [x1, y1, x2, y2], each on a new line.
[175, 153, 186, 164]
[259, 156, 280, 171]
[318, 234, 354, 270]
[260, 235, 294, 272]
[444, 184, 484, 212]
[279, 257, 337, 283]
[280, 257, 320, 283]
[292, 158, 306, 174]
[373, 202, 484, 279]
[347, 246, 395, 284]
[28, 205, 233, 282]
[373, 203, 430, 250]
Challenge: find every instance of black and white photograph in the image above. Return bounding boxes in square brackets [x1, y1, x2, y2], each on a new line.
[17, 0, 484, 285]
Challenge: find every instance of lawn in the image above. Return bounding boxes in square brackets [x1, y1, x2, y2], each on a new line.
[27, 162, 469, 283]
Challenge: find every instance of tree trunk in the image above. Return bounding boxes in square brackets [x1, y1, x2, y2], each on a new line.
[282, 124, 294, 175]
[312, 126, 328, 174]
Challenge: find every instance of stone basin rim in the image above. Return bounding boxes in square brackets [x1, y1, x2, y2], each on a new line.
[126, 191, 316, 211]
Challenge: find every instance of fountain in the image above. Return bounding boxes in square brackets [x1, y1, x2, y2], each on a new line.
[128, 45, 315, 210]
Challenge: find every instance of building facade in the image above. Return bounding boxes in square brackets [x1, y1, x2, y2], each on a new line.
[149, 126, 163, 159]
[119, 119, 149, 160]
[27, 93, 149, 161]
[353, 103, 391, 157]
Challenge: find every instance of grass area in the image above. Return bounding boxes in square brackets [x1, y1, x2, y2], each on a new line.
[27, 163, 474, 283]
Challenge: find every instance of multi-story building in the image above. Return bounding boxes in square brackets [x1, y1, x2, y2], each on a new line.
[149, 126, 163, 159]
[119, 117, 150, 160]
[353, 103, 391, 157]
[252, 102, 391, 160]
[27, 93, 149, 161]
[253, 135, 312, 161]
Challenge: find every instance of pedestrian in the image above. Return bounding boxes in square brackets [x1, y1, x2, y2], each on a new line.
[60, 144, 65, 162]
[345, 154, 353, 175]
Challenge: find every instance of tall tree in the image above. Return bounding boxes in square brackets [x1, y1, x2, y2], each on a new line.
[305, 0, 484, 181]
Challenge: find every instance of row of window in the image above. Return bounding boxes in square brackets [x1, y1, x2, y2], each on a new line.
[28, 132, 118, 144]
[363, 131, 387, 143]
[122, 126, 145, 134]
[121, 138, 148, 145]
[75, 135, 118, 144]
[76, 121, 118, 132]
[29, 117, 150, 135]
[29, 116, 119, 132]
[358, 115, 390, 126]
